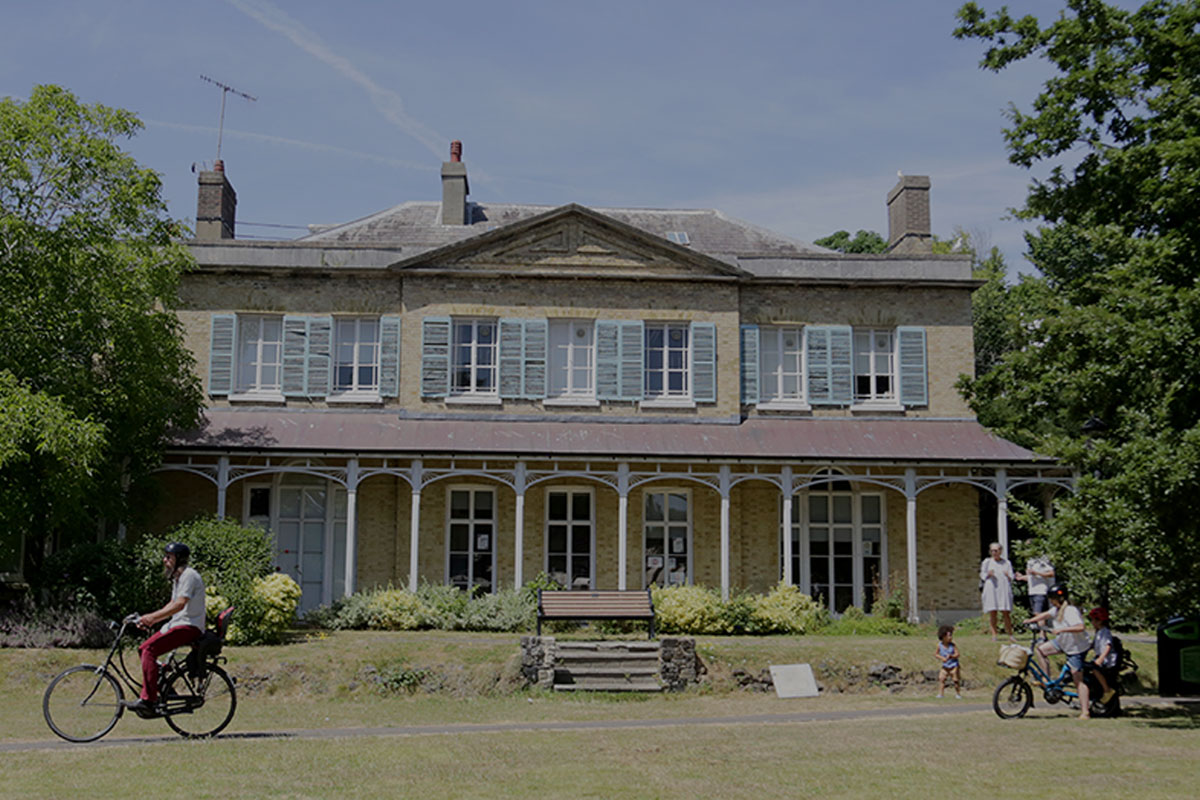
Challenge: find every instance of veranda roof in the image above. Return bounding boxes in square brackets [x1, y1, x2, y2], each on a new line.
[174, 409, 1043, 465]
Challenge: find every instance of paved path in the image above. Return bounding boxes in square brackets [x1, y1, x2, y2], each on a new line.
[5, 696, 1194, 755]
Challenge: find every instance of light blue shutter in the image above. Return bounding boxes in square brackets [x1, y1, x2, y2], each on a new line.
[499, 318, 525, 399]
[897, 326, 928, 407]
[596, 321, 620, 400]
[282, 316, 308, 397]
[523, 319, 547, 399]
[807, 325, 852, 405]
[421, 317, 451, 397]
[208, 314, 236, 396]
[380, 315, 401, 398]
[691, 322, 716, 403]
[740, 324, 759, 405]
[619, 321, 644, 400]
[306, 316, 332, 397]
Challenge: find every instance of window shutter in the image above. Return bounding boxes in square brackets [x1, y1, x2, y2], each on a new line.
[282, 316, 309, 397]
[691, 322, 716, 403]
[619, 320, 644, 400]
[596, 321, 620, 400]
[499, 318, 524, 398]
[897, 326, 928, 407]
[421, 317, 451, 397]
[523, 319, 547, 399]
[740, 324, 759, 405]
[208, 314, 236, 396]
[306, 316, 332, 397]
[380, 315, 401, 397]
[807, 325, 852, 405]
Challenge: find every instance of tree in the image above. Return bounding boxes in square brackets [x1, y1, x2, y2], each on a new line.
[955, 0, 1200, 623]
[814, 229, 888, 254]
[0, 85, 203, 580]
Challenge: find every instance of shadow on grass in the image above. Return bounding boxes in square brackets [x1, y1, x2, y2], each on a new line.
[1124, 701, 1200, 729]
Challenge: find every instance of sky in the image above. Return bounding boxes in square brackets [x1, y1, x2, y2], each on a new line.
[0, 0, 1070, 275]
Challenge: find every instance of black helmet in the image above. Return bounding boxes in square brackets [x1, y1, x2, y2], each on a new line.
[164, 542, 190, 563]
[1047, 582, 1068, 599]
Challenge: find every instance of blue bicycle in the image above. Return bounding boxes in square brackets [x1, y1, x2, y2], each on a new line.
[992, 625, 1121, 719]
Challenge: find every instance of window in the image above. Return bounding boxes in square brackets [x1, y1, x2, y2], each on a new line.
[546, 489, 594, 590]
[451, 319, 498, 396]
[548, 320, 594, 401]
[760, 326, 806, 405]
[236, 315, 283, 395]
[665, 231, 690, 245]
[644, 323, 690, 400]
[786, 470, 886, 614]
[854, 329, 895, 403]
[333, 317, 380, 393]
[644, 489, 690, 587]
[447, 488, 495, 593]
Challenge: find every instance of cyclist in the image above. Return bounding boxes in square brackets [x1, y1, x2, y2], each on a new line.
[1025, 582, 1091, 719]
[122, 542, 205, 714]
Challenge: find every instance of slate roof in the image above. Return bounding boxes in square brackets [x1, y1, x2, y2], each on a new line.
[177, 409, 1044, 464]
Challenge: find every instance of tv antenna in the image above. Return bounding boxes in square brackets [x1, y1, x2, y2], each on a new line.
[200, 74, 257, 162]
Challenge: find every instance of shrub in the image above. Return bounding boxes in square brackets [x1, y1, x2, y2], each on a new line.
[720, 590, 756, 635]
[363, 588, 426, 631]
[651, 584, 727, 634]
[819, 605, 918, 636]
[33, 540, 153, 621]
[415, 582, 470, 630]
[870, 583, 907, 620]
[750, 583, 827, 634]
[0, 596, 110, 648]
[459, 588, 536, 632]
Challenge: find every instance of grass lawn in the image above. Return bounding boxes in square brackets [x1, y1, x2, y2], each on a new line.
[2, 629, 1193, 799]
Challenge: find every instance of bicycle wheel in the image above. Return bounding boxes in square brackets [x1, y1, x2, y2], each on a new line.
[43, 665, 125, 742]
[164, 665, 236, 738]
[1085, 671, 1120, 718]
[993, 676, 1033, 719]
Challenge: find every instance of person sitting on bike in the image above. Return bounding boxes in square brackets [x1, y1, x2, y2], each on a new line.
[1088, 607, 1118, 705]
[123, 542, 206, 714]
[1025, 582, 1092, 719]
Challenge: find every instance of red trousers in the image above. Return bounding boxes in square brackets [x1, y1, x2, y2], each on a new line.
[139, 625, 201, 701]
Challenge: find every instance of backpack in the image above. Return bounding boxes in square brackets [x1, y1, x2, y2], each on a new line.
[1112, 634, 1138, 674]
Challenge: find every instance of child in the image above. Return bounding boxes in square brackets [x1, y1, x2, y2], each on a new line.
[1088, 607, 1118, 704]
[935, 625, 962, 699]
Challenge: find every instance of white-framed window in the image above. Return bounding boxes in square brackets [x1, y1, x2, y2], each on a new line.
[786, 469, 887, 614]
[759, 326, 806, 406]
[545, 488, 594, 590]
[333, 317, 380, 394]
[644, 322, 690, 400]
[451, 319, 498, 396]
[235, 315, 283, 396]
[446, 487, 496, 593]
[547, 320, 595, 402]
[853, 329, 895, 403]
[644, 488, 691, 587]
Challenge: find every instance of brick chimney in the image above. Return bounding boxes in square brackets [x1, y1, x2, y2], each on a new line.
[886, 175, 932, 254]
[441, 140, 469, 225]
[196, 159, 237, 240]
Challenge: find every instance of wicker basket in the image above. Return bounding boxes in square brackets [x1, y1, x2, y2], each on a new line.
[998, 644, 1031, 669]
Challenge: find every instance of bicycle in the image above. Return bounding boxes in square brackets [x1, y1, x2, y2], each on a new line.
[992, 624, 1125, 719]
[43, 607, 236, 742]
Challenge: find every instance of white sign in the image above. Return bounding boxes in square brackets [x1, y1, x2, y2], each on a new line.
[769, 664, 819, 698]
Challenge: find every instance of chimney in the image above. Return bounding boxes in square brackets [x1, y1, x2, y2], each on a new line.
[441, 140, 470, 225]
[196, 159, 237, 240]
[886, 174, 932, 254]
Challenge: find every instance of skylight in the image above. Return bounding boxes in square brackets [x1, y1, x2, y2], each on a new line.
[665, 231, 690, 245]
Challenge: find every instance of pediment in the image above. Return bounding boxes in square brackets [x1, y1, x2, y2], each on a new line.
[392, 205, 744, 278]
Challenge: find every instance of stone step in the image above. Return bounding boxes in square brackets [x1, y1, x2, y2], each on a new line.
[554, 642, 661, 653]
[555, 664, 660, 681]
[555, 651, 660, 664]
[553, 679, 662, 693]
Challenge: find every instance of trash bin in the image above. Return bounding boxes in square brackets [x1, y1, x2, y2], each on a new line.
[1157, 617, 1200, 696]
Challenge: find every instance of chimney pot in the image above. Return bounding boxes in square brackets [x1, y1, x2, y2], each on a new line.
[450, 140, 462, 162]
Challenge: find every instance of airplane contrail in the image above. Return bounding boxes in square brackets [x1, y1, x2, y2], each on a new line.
[224, 0, 447, 159]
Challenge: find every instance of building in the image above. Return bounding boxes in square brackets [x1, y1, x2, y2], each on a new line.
[156, 144, 1068, 621]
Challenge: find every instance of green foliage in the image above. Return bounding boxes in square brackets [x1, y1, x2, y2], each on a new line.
[0, 85, 203, 579]
[32, 539, 149, 620]
[0, 595, 110, 647]
[869, 583, 908, 622]
[814, 229, 888, 254]
[651, 585, 729, 635]
[820, 605, 918, 636]
[374, 662, 433, 694]
[749, 582, 828, 634]
[954, 0, 1200, 623]
[223, 572, 301, 645]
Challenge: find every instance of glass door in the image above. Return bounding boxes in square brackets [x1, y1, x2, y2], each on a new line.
[546, 489, 594, 590]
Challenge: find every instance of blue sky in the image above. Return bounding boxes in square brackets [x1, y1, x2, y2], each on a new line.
[1, 0, 1066, 274]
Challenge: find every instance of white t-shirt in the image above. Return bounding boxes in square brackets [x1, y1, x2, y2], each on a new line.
[1026, 557, 1054, 596]
[1052, 603, 1089, 655]
[164, 566, 206, 632]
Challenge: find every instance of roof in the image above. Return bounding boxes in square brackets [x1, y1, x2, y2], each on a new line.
[173, 410, 1045, 464]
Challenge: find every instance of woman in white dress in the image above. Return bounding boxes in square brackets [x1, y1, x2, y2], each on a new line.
[980, 541, 1014, 640]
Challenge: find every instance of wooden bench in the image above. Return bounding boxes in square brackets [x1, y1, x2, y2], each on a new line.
[537, 590, 656, 638]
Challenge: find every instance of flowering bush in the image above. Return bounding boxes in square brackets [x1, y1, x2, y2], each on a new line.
[363, 588, 426, 631]
[216, 572, 301, 645]
[651, 584, 728, 634]
[749, 582, 828, 634]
